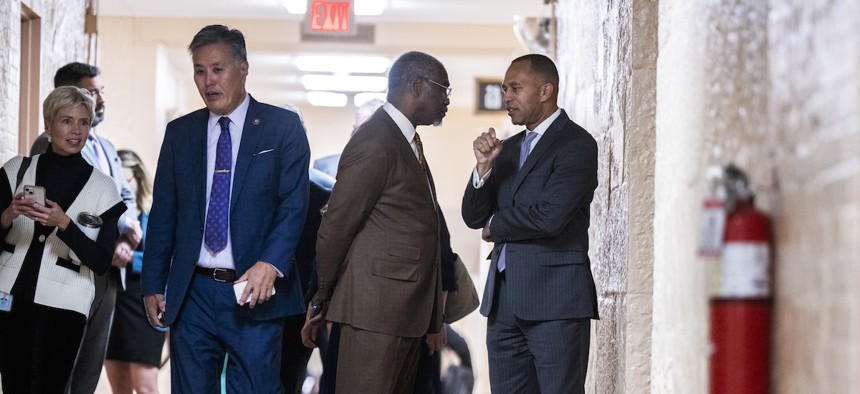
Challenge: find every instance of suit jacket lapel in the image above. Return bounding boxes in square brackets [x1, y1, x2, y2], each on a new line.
[511, 110, 569, 193]
[231, 97, 264, 214]
[377, 110, 436, 205]
[190, 110, 209, 226]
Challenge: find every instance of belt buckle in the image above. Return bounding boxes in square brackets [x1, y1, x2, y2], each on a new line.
[212, 268, 229, 282]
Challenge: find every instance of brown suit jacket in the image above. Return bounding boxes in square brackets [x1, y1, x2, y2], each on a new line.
[315, 108, 442, 338]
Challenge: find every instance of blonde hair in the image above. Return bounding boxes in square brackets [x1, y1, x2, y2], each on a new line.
[43, 86, 96, 126]
[117, 150, 153, 213]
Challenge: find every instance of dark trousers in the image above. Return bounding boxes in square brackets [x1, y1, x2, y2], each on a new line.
[0, 300, 86, 393]
[66, 268, 119, 394]
[280, 314, 314, 394]
[487, 273, 591, 394]
[319, 322, 340, 394]
[334, 323, 421, 394]
[413, 340, 442, 394]
[170, 275, 285, 393]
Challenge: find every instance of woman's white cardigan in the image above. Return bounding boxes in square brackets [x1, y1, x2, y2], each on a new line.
[1, 155, 122, 317]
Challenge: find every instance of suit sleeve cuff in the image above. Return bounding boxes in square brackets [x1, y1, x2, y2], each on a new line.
[266, 262, 284, 278]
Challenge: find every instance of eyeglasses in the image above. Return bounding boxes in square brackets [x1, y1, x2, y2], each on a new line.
[426, 78, 452, 98]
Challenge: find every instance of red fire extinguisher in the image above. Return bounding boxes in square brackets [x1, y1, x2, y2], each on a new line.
[709, 165, 773, 394]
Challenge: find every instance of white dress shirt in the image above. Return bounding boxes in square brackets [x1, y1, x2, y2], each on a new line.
[196, 94, 250, 270]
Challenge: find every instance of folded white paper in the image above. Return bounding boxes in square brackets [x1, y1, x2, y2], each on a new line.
[232, 281, 276, 305]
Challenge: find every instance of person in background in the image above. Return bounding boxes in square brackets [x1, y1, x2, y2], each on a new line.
[312, 98, 385, 180]
[30, 62, 142, 394]
[462, 54, 599, 394]
[142, 24, 310, 392]
[0, 86, 126, 392]
[413, 212, 458, 394]
[273, 102, 334, 394]
[302, 51, 450, 393]
[104, 150, 166, 394]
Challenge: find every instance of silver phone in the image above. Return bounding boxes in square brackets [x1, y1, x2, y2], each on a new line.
[22, 185, 46, 205]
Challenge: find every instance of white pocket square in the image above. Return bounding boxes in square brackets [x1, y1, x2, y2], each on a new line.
[254, 149, 274, 156]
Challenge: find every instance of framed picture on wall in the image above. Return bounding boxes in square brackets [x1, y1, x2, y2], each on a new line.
[475, 78, 505, 113]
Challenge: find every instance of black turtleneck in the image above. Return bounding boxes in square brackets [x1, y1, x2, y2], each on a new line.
[39, 145, 92, 204]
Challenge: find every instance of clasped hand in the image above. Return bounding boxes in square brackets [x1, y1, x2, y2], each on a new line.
[2, 193, 70, 230]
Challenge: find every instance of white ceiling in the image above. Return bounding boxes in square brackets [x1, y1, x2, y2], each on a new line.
[96, 0, 555, 107]
[98, 0, 552, 25]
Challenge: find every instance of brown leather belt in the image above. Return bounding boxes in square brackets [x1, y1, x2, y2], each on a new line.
[195, 267, 236, 282]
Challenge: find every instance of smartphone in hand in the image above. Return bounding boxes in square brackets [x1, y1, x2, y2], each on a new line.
[23, 185, 46, 205]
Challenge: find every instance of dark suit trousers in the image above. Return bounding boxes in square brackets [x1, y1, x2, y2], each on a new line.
[487, 273, 591, 394]
[0, 300, 86, 393]
[170, 275, 285, 393]
[66, 268, 120, 394]
[336, 323, 421, 394]
[280, 314, 314, 394]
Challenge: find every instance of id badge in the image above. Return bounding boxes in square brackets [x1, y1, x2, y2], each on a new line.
[0, 291, 12, 312]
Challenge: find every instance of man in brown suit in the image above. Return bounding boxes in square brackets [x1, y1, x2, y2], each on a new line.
[301, 51, 450, 393]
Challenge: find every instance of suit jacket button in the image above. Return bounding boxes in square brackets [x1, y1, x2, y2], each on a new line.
[38, 235, 46, 242]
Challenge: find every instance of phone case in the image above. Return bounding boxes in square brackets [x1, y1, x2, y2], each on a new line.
[23, 185, 46, 205]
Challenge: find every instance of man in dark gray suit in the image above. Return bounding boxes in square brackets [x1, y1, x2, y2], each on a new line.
[462, 54, 599, 394]
[30, 62, 141, 394]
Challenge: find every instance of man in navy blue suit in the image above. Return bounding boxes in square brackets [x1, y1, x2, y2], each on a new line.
[142, 24, 309, 392]
[462, 54, 599, 394]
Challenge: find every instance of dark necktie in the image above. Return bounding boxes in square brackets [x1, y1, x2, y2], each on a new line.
[498, 131, 538, 272]
[204, 117, 232, 254]
[413, 132, 426, 168]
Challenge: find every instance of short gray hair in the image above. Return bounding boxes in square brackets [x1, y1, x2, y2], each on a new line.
[387, 51, 444, 100]
[188, 24, 247, 63]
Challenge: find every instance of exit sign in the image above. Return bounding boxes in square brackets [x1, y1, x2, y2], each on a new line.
[303, 0, 356, 36]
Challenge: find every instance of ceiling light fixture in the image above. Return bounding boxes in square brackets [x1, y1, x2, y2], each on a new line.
[281, 0, 306, 14]
[295, 55, 390, 74]
[355, 0, 387, 16]
[281, 0, 388, 16]
[306, 91, 348, 107]
[301, 75, 387, 92]
[354, 92, 387, 107]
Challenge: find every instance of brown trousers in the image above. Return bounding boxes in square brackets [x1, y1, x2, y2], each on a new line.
[335, 323, 422, 394]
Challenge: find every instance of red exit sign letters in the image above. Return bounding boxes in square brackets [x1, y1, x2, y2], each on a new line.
[305, 0, 356, 35]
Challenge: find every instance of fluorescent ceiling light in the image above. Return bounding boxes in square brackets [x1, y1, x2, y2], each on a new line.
[295, 55, 390, 74]
[306, 91, 348, 107]
[282, 0, 387, 16]
[301, 75, 387, 92]
[354, 92, 387, 107]
[281, 0, 306, 14]
[355, 0, 387, 16]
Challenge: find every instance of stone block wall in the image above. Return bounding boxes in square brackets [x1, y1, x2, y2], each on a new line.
[0, 0, 88, 163]
[556, 0, 860, 392]
[769, 1, 860, 392]
[555, 1, 658, 392]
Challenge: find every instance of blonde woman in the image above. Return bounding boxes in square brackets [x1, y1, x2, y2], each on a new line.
[0, 86, 125, 392]
[104, 150, 165, 394]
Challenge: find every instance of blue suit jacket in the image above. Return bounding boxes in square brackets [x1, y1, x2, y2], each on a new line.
[142, 96, 310, 323]
[462, 109, 599, 321]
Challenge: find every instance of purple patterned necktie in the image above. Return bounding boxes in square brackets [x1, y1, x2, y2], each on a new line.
[204, 117, 232, 254]
[498, 131, 538, 272]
